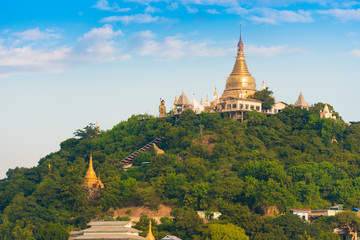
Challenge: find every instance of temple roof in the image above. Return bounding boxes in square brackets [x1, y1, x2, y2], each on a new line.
[323, 103, 330, 113]
[294, 91, 309, 109]
[70, 221, 146, 240]
[177, 91, 189, 105]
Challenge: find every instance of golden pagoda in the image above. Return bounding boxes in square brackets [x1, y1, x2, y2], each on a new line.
[221, 31, 257, 100]
[83, 154, 104, 189]
[146, 220, 155, 240]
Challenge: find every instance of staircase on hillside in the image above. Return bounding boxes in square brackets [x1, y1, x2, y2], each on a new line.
[120, 138, 162, 165]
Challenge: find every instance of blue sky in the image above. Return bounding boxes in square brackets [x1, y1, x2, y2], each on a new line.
[1, 0, 360, 178]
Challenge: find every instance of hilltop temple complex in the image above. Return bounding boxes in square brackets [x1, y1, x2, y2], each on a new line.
[171, 32, 278, 120]
[166, 31, 327, 120]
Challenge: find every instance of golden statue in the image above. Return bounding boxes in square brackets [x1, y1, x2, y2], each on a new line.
[159, 99, 167, 118]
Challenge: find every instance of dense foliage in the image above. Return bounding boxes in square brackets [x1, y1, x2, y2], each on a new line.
[0, 104, 359, 239]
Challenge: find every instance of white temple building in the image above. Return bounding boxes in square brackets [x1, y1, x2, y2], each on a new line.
[320, 104, 336, 120]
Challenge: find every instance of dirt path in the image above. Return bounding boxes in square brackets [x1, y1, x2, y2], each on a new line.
[113, 204, 172, 223]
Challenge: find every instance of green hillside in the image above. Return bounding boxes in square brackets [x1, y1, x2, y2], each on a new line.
[1, 103, 360, 239]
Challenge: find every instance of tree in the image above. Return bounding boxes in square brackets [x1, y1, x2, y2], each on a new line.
[73, 123, 98, 139]
[171, 208, 203, 240]
[333, 211, 360, 240]
[203, 223, 249, 240]
[251, 87, 275, 111]
[37, 223, 69, 240]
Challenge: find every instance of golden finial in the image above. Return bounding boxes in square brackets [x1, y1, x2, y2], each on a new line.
[97, 174, 104, 188]
[206, 95, 209, 106]
[200, 98, 203, 106]
[174, 95, 178, 105]
[48, 163, 51, 171]
[95, 122, 99, 135]
[146, 220, 155, 240]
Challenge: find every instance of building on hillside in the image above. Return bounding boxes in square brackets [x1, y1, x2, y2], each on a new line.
[69, 221, 146, 240]
[220, 97, 263, 120]
[290, 209, 310, 221]
[320, 103, 336, 120]
[83, 154, 104, 189]
[294, 91, 310, 110]
[265, 101, 288, 114]
[196, 210, 222, 220]
[291, 204, 344, 222]
[174, 91, 191, 115]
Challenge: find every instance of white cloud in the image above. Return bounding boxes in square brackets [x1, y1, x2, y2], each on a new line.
[13, 28, 61, 41]
[76, 24, 123, 61]
[145, 5, 161, 13]
[246, 45, 307, 56]
[349, 32, 357, 36]
[318, 8, 360, 21]
[93, 0, 131, 12]
[207, 9, 221, 14]
[100, 14, 168, 24]
[180, 0, 238, 6]
[131, 30, 229, 59]
[350, 48, 360, 57]
[0, 25, 124, 78]
[121, 54, 132, 61]
[125, 0, 238, 6]
[186, 6, 199, 14]
[225, 6, 248, 15]
[0, 45, 71, 78]
[167, 2, 179, 10]
[249, 9, 313, 24]
[0, 45, 70, 67]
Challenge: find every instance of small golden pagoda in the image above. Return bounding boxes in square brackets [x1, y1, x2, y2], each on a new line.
[221, 31, 257, 100]
[146, 220, 155, 240]
[83, 154, 104, 189]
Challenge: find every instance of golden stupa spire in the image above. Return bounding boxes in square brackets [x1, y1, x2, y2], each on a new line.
[221, 27, 257, 99]
[95, 122, 99, 135]
[174, 95, 178, 105]
[84, 154, 98, 187]
[146, 220, 155, 240]
[206, 95, 209, 106]
[213, 87, 218, 101]
[200, 98, 203, 106]
[230, 27, 251, 76]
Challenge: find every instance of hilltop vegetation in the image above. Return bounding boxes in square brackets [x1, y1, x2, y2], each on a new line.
[1, 103, 360, 239]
